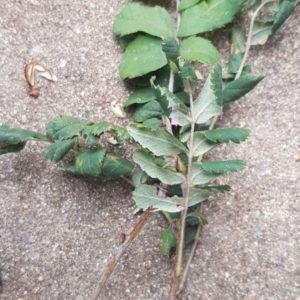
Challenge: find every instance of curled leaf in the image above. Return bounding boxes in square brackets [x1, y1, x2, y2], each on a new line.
[111, 101, 126, 118]
[24, 61, 57, 87]
[245, 294, 256, 300]
[295, 151, 300, 162]
[107, 136, 118, 145]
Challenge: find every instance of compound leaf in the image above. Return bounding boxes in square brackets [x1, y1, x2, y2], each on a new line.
[178, 0, 244, 37]
[203, 127, 250, 144]
[46, 116, 88, 141]
[120, 35, 168, 79]
[44, 139, 75, 163]
[180, 36, 220, 65]
[133, 149, 185, 185]
[133, 184, 184, 212]
[113, 3, 176, 38]
[127, 125, 187, 156]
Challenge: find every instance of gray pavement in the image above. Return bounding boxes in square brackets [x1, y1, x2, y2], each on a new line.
[0, 1, 299, 300]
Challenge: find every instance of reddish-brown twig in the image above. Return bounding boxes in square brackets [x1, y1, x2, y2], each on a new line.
[90, 207, 152, 300]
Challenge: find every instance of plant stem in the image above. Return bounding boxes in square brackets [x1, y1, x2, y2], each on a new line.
[90, 208, 152, 300]
[169, 84, 195, 299]
[211, 0, 274, 130]
[178, 205, 203, 292]
[235, 0, 275, 80]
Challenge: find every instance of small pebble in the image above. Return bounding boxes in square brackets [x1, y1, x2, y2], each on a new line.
[59, 59, 67, 68]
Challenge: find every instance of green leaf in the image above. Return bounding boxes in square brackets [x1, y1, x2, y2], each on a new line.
[193, 64, 222, 124]
[133, 100, 163, 123]
[151, 79, 189, 126]
[179, 36, 220, 65]
[202, 160, 246, 173]
[46, 116, 88, 141]
[203, 127, 250, 144]
[0, 142, 26, 155]
[82, 121, 111, 145]
[201, 185, 231, 193]
[271, 1, 298, 37]
[191, 163, 221, 185]
[44, 139, 75, 163]
[251, 20, 273, 45]
[83, 121, 111, 136]
[223, 73, 265, 103]
[128, 65, 182, 90]
[116, 126, 131, 140]
[101, 154, 134, 178]
[133, 184, 184, 212]
[189, 187, 214, 206]
[162, 37, 180, 62]
[85, 134, 97, 146]
[178, 0, 244, 37]
[186, 211, 208, 226]
[75, 148, 106, 176]
[175, 91, 190, 105]
[246, 0, 260, 9]
[228, 26, 246, 74]
[133, 149, 185, 185]
[118, 34, 135, 51]
[64, 165, 84, 176]
[120, 34, 168, 79]
[178, 0, 202, 11]
[132, 166, 148, 186]
[184, 227, 196, 244]
[113, 3, 176, 38]
[159, 227, 177, 254]
[127, 125, 187, 156]
[0, 124, 48, 145]
[139, 118, 163, 129]
[179, 60, 199, 89]
[124, 87, 156, 107]
[189, 132, 217, 156]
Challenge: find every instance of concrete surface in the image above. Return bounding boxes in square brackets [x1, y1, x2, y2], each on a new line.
[0, 1, 299, 300]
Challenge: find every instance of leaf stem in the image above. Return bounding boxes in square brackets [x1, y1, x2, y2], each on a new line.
[90, 208, 152, 300]
[235, 0, 275, 80]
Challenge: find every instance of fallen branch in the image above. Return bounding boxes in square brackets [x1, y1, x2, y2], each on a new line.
[90, 207, 152, 300]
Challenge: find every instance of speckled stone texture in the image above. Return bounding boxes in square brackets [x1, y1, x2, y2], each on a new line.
[0, 1, 299, 300]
